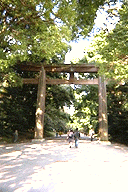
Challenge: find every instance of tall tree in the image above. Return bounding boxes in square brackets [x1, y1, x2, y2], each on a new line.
[0, 0, 106, 71]
[107, 83, 128, 144]
[79, 1, 128, 142]
[88, 1, 128, 82]
[0, 84, 37, 139]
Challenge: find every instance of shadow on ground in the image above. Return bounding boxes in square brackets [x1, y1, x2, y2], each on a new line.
[0, 136, 128, 192]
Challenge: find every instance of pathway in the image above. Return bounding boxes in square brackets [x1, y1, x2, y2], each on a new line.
[0, 137, 128, 192]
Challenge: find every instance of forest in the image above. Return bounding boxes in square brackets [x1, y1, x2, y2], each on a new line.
[0, 0, 128, 144]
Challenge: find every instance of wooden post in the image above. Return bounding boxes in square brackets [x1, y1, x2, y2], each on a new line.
[98, 76, 108, 141]
[35, 66, 46, 139]
[70, 72, 74, 79]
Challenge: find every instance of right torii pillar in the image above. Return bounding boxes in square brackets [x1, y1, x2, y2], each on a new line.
[98, 76, 108, 141]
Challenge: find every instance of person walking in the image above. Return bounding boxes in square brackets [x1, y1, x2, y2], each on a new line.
[74, 128, 80, 148]
[67, 129, 74, 148]
[90, 129, 95, 141]
[13, 130, 18, 143]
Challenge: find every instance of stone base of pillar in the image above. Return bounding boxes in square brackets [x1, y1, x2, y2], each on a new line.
[31, 139, 45, 143]
[98, 141, 111, 145]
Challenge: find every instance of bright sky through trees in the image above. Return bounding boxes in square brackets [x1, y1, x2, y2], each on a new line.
[65, 0, 122, 64]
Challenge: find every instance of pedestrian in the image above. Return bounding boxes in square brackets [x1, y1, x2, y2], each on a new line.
[59, 131, 62, 137]
[74, 128, 80, 148]
[56, 132, 58, 137]
[90, 129, 95, 141]
[13, 130, 18, 143]
[67, 129, 74, 148]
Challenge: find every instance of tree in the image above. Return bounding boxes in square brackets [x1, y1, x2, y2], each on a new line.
[107, 83, 128, 144]
[0, 84, 37, 140]
[88, 1, 128, 82]
[65, 66, 99, 133]
[0, 0, 107, 71]
[0, 69, 75, 139]
[74, 82, 98, 133]
[0, 0, 71, 84]
[83, 1, 128, 143]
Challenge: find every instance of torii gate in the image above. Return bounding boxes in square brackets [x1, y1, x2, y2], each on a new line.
[21, 64, 108, 141]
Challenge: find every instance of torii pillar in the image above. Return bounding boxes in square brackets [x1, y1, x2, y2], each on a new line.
[35, 66, 46, 139]
[98, 76, 108, 141]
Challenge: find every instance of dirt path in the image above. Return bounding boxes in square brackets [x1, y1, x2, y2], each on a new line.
[0, 137, 128, 192]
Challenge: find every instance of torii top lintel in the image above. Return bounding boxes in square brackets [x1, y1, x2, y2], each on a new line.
[20, 64, 98, 73]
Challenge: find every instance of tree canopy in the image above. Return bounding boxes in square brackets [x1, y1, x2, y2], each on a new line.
[86, 1, 128, 83]
[0, 0, 110, 85]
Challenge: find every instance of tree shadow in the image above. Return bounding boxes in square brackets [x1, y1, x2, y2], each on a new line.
[0, 139, 76, 191]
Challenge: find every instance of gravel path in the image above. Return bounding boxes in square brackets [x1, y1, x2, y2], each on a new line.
[0, 137, 128, 192]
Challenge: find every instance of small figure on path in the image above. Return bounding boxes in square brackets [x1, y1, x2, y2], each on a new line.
[74, 128, 80, 148]
[90, 129, 95, 141]
[56, 132, 58, 137]
[67, 129, 74, 148]
[13, 130, 18, 143]
[59, 131, 62, 137]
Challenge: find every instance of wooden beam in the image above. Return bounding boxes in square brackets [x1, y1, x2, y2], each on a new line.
[46, 78, 99, 85]
[70, 72, 74, 79]
[19, 64, 98, 73]
[22, 78, 99, 85]
[22, 77, 125, 86]
[22, 78, 38, 84]
[44, 64, 98, 73]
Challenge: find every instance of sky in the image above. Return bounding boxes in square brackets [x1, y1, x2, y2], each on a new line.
[65, 1, 122, 64]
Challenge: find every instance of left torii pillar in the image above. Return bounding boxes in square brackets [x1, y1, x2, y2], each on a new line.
[35, 66, 46, 139]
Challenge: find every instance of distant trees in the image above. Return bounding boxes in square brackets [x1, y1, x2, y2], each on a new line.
[72, 74, 99, 134]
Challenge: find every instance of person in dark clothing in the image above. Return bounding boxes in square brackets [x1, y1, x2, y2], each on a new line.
[74, 128, 80, 148]
[13, 130, 18, 143]
[67, 129, 74, 148]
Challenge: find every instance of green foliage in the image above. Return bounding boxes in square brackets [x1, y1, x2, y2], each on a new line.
[88, 2, 128, 81]
[107, 83, 128, 144]
[45, 83, 74, 133]
[69, 72, 99, 133]
[0, 0, 107, 83]
[46, 84, 74, 109]
[80, 1, 128, 143]
[0, 71, 74, 139]
[73, 0, 105, 38]
[0, 85, 37, 137]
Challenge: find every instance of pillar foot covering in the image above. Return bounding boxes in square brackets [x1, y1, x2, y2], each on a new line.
[31, 139, 45, 143]
[98, 141, 111, 145]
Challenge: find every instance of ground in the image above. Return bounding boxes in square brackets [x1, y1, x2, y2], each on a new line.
[0, 135, 128, 192]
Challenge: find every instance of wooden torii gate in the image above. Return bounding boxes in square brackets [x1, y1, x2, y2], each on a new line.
[21, 64, 108, 141]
